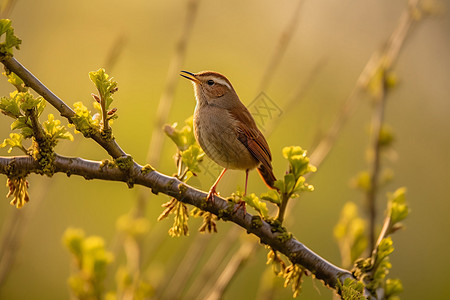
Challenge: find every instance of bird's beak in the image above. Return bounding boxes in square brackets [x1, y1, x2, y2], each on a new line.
[180, 70, 201, 84]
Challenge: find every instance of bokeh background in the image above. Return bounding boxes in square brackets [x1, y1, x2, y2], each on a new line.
[0, 0, 449, 299]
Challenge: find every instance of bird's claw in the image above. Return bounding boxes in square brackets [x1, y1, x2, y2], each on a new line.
[233, 200, 247, 214]
[206, 188, 217, 203]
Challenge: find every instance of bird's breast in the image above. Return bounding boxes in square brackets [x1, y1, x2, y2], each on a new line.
[193, 105, 259, 170]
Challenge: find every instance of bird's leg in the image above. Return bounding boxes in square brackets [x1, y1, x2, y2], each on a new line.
[244, 169, 249, 196]
[234, 169, 249, 214]
[207, 168, 227, 203]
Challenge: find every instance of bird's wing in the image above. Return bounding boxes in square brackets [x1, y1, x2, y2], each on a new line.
[230, 104, 277, 188]
[229, 106, 272, 169]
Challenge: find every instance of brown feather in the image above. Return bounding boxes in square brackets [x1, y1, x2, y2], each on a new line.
[230, 103, 277, 188]
[257, 164, 277, 188]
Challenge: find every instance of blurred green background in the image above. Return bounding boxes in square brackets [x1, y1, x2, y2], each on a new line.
[0, 0, 449, 299]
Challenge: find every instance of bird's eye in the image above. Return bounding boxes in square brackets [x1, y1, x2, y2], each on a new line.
[206, 79, 214, 86]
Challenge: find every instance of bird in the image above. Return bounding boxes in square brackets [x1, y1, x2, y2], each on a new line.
[180, 70, 277, 204]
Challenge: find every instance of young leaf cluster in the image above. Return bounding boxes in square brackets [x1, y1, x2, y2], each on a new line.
[62, 228, 114, 300]
[257, 146, 315, 226]
[89, 68, 118, 136]
[0, 75, 45, 139]
[164, 116, 204, 180]
[365, 67, 397, 100]
[164, 116, 196, 151]
[275, 146, 316, 197]
[0, 72, 73, 148]
[266, 249, 305, 298]
[116, 214, 150, 238]
[334, 202, 368, 268]
[337, 278, 366, 300]
[109, 266, 153, 300]
[43, 114, 74, 142]
[243, 193, 269, 219]
[283, 263, 305, 298]
[353, 238, 395, 296]
[158, 198, 190, 237]
[350, 188, 409, 299]
[0, 19, 21, 57]
[70, 68, 119, 138]
[386, 188, 409, 233]
[112, 215, 153, 299]
[0, 133, 27, 154]
[71, 101, 99, 136]
[6, 177, 29, 208]
[190, 207, 218, 233]
[0, 71, 73, 206]
[159, 117, 209, 236]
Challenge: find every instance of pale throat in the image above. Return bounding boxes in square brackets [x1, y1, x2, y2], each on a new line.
[193, 84, 204, 104]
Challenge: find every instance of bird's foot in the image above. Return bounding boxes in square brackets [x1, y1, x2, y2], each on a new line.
[206, 187, 217, 203]
[233, 200, 247, 214]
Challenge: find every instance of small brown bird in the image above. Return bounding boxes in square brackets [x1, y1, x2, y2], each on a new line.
[180, 70, 276, 202]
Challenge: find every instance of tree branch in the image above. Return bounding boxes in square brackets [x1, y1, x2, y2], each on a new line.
[1, 56, 127, 159]
[0, 153, 352, 289]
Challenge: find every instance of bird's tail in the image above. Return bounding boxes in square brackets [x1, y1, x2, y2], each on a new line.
[257, 164, 277, 190]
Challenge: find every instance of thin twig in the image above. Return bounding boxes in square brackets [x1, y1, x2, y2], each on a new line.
[364, 0, 421, 252]
[103, 35, 127, 73]
[276, 193, 290, 224]
[146, 0, 200, 167]
[154, 234, 211, 299]
[204, 241, 256, 300]
[309, 0, 421, 167]
[373, 214, 391, 257]
[1, 56, 127, 159]
[0, 176, 50, 288]
[0, 209, 24, 287]
[184, 227, 241, 300]
[26, 107, 46, 144]
[265, 58, 327, 137]
[366, 74, 387, 251]
[100, 91, 110, 133]
[258, 0, 304, 91]
[0, 0, 17, 19]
